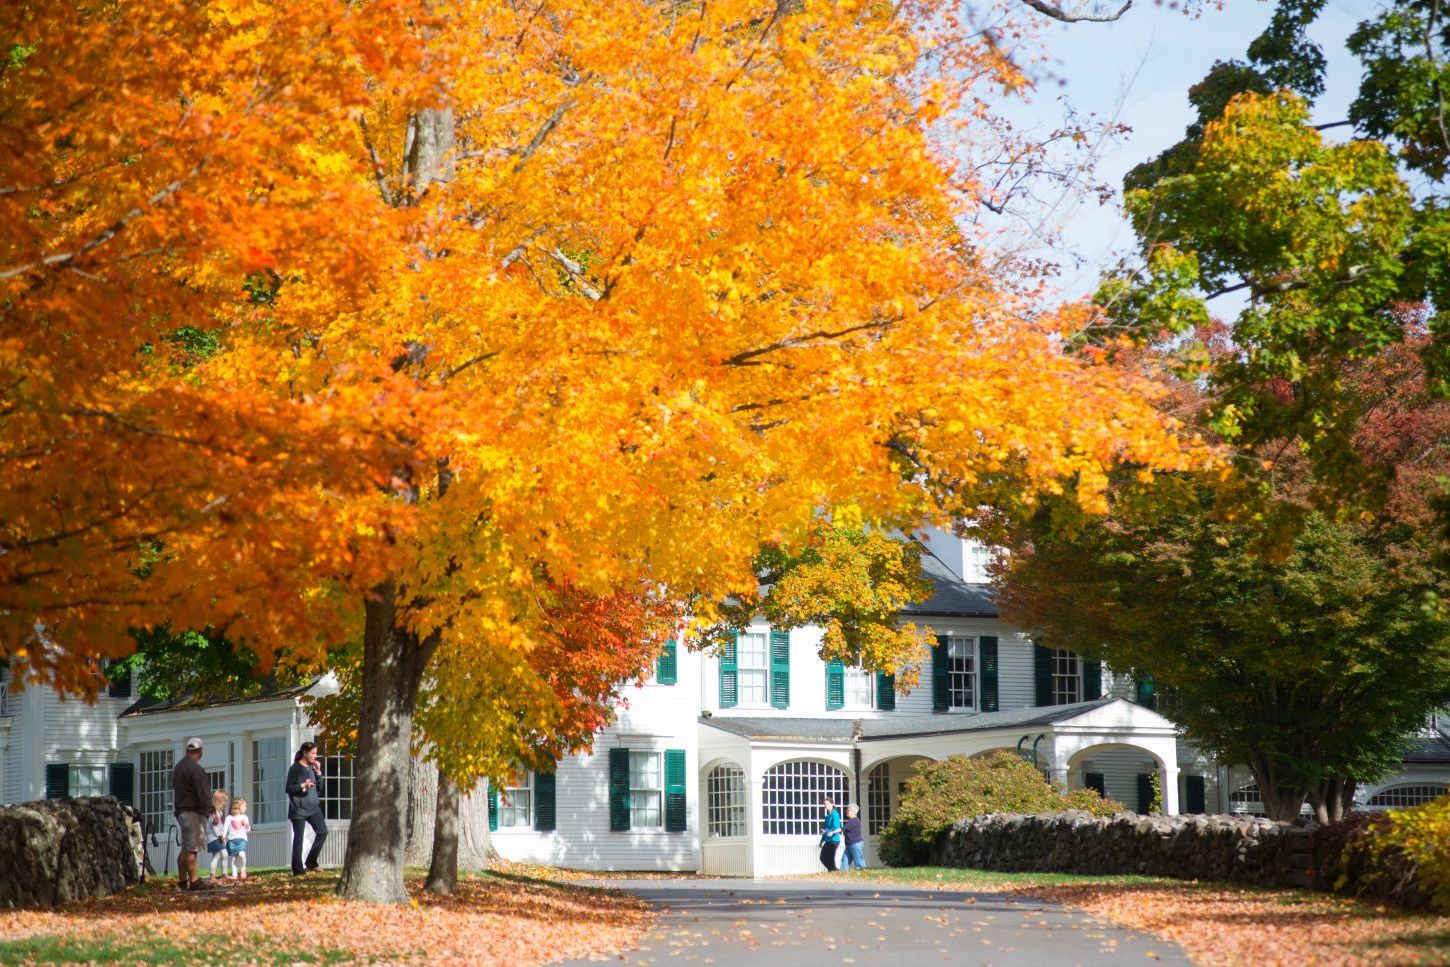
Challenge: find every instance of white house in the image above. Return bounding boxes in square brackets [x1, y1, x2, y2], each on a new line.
[3, 529, 1447, 875]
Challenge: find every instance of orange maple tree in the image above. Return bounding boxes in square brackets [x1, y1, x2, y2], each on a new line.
[3, 0, 1204, 902]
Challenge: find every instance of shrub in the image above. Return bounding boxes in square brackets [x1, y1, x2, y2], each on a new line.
[877, 750, 1122, 866]
[1334, 793, 1450, 912]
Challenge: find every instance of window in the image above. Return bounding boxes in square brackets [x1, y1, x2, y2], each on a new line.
[946, 637, 975, 710]
[68, 765, 107, 798]
[138, 750, 174, 836]
[737, 632, 770, 705]
[206, 769, 228, 798]
[843, 668, 875, 710]
[1052, 648, 1081, 705]
[251, 737, 287, 824]
[1367, 784, 1450, 810]
[319, 743, 354, 821]
[1229, 781, 1263, 817]
[630, 751, 663, 829]
[867, 763, 892, 835]
[761, 760, 850, 835]
[965, 542, 993, 583]
[707, 763, 746, 838]
[498, 771, 532, 828]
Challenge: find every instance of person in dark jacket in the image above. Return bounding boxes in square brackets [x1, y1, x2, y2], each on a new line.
[841, 803, 867, 870]
[287, 741, 327, 875]
[172, 737, 215, 891]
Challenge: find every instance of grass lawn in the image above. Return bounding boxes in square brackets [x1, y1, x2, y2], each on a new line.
[827, 866, 1450, 966]
[0, 868, 651, 966]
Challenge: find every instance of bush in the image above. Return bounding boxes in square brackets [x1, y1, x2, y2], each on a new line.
[1329, 793, 1450, 912]
[877, 751, 1122, 866]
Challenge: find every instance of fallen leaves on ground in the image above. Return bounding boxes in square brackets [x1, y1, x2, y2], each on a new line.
[1022, 882, 1450, 966]
[492, 859, 702, 883]
[0, 870, 653, 966]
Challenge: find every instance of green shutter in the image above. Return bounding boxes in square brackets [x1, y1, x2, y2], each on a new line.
[1034, 644, 1054, 706]
[656, 638, 678, 685]
[1135, 672, 1157, 710]
[979, 636, 999, 712]
[875, 672, 896, 711]
[109, 763, 135, 806]
[534, 770, 557, 831]
[45, 763, 69, 800]
[825, 660, 845, 710]
[1084, 772, 1106, 797]
[932, 636, 949, 712]
[1136, 773, 1154, 814]
[487, 784, 499, 831]
[664, 749, 687, 832]
[1186, 775, 1206, 815]
[719, 634, 738, 708]
[1082, 657, 1101, 701]
[608, 748, 631, 831]
[769, 629, 790, 709]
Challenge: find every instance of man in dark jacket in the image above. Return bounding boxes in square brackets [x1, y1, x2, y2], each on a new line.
[286, 741, 328, 874]
[171, 737, 214, 891]
[841, 803, 867, 870]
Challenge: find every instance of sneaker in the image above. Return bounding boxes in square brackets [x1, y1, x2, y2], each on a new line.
[188, 879, 219, 891]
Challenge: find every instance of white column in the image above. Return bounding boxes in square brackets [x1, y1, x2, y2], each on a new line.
[1160, 766, 1181, 815]
[1050, 764, 1070, 790]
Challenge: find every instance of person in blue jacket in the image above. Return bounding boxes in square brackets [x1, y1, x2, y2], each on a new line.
[818, 796, 842, 871]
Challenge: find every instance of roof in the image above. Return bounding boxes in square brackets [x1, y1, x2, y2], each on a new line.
[700, 697, 1119, 743]
[901, 544, 998, 618]
[1404, 733, 1450, 764]
[119, 679, 317, 717]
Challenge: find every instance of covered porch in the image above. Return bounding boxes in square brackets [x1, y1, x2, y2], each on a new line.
[698, 698, 1180, 874]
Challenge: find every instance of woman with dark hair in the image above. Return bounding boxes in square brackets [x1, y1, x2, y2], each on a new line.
[286, 741, 328, 875]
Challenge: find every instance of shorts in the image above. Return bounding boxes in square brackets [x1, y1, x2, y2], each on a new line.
[177, 812, 207, 853]
[206, 838, 225, 854]
[226, 839, 247, 856]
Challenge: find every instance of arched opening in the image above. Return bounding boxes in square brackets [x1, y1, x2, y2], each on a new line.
[1066, 742, 1169, 814]
[1365, 783, 1449, 811]
[705, 762, 747, 838]
[761, 760, 850, 835]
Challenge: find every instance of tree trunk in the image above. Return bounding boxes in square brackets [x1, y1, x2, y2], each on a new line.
[425, 774, 460, 894]
[1309, 777, 1357, 823]
[336, 585, 434, 903]
[1249, 757, 1308, 823]
[404, 758, 440, 868]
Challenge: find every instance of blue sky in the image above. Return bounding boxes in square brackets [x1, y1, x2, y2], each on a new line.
[1002, 0, 1371, 296]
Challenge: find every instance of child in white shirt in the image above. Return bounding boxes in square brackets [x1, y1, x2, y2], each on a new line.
[225, 797, 252, 881]
[207, 790, 229, 880]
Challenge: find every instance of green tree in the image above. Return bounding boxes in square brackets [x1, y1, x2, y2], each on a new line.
[996, 345, 1450, 823]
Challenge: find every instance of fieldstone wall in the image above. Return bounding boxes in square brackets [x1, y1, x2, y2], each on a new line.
[935, 810, 1317, 888]
[0, 797, 145, 908]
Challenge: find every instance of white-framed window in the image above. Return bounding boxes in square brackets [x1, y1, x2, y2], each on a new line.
[630, 751, 663, 829]
[70, 765, 107, 798]
[138, 749, 173, 836]
[499, 771, 533, 828]
[1367, 784, 1450, 810]
[706, 763, 747, 838]
[251, 737, 287, 824]
[867, 762, 892, 835]
[761, 760, 850, 835]
[844, 668, 875, 710]
[1053, 648, 1081, 705]
[317, 741, 354, 822]
[965, 542, 993, 583]
[737, 631, 770, 706]
[206, 769, 228, 799]
[946, 637, 975, 710]
[1229, 781, 1263, 816]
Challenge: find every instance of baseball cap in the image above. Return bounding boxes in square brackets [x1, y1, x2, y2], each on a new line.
[185, 737, 204, 751]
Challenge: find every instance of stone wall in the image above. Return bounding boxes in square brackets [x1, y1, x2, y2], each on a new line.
[0, 797, 145, 908]
[934, 810, 1316, 888]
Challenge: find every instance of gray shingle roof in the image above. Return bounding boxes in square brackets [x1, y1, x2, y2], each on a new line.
[1404, 733, 1450, 764]
[699, 698, 1118, 743]
[119, 679, 315, 717]
[901, 545, 998, 618]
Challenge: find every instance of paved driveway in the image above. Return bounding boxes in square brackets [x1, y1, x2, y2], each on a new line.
[559, 877, 1191, 967]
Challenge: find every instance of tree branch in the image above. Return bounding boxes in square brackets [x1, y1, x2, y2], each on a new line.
[1016, 0, 1131, 23]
